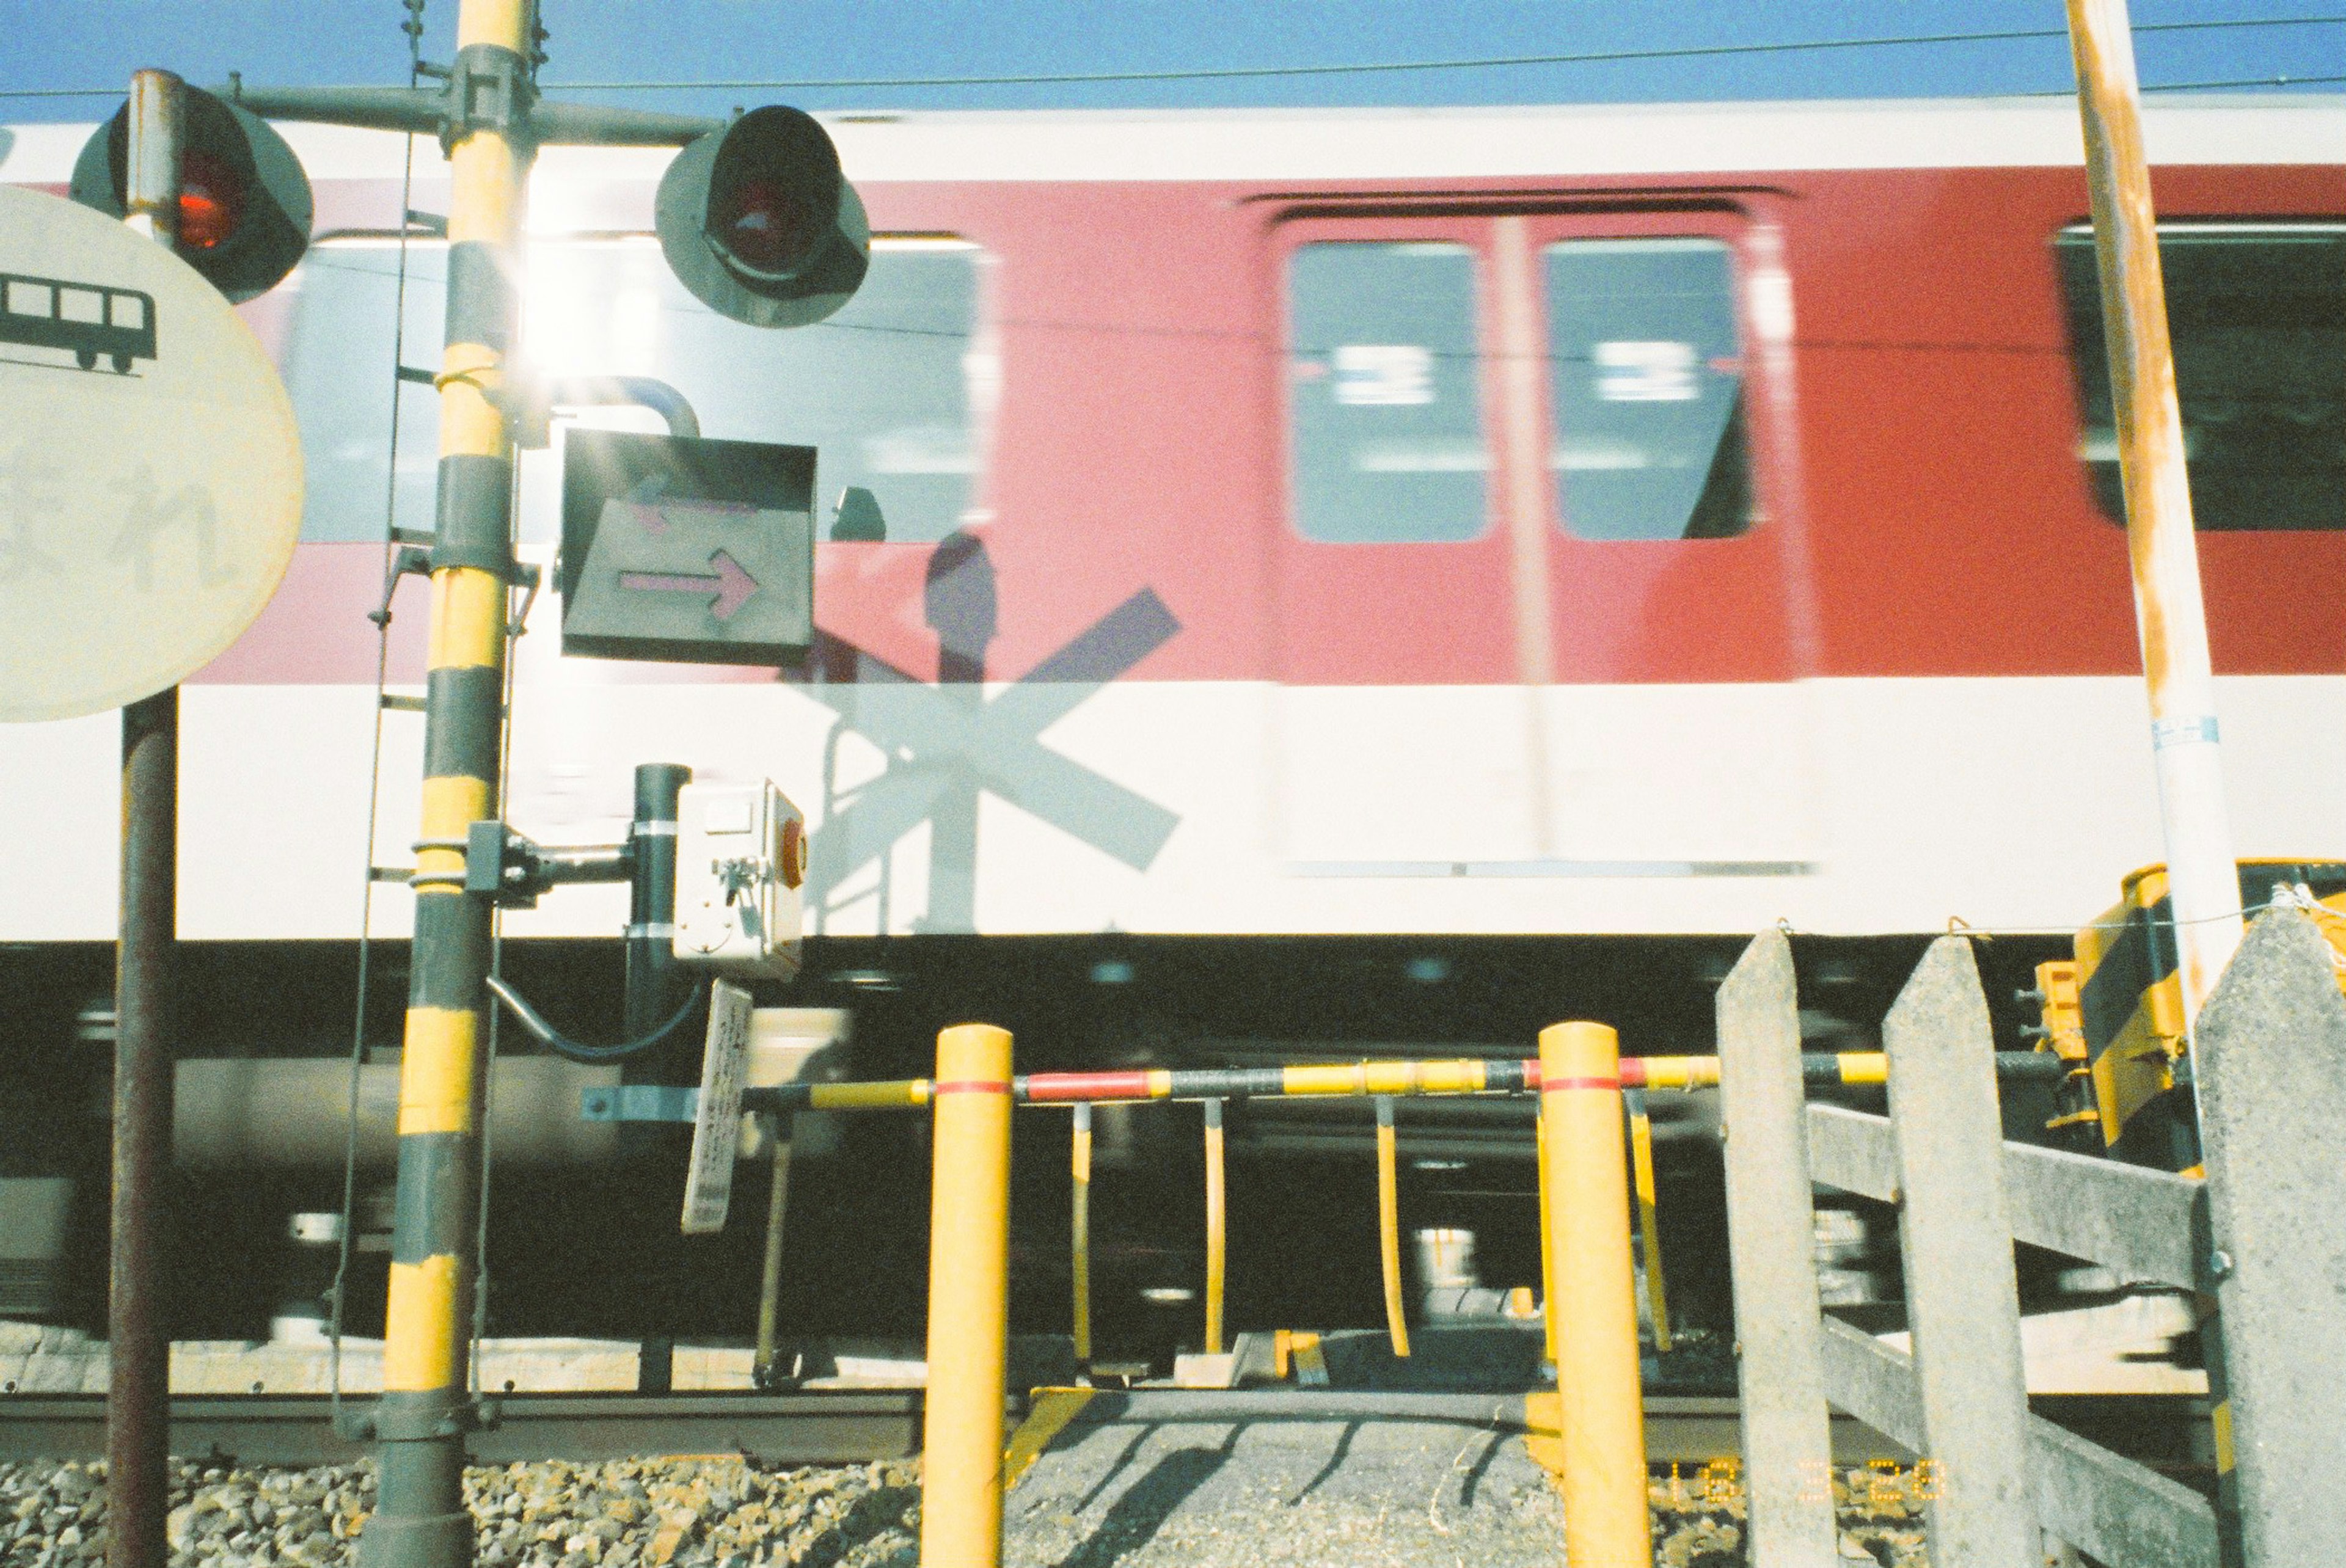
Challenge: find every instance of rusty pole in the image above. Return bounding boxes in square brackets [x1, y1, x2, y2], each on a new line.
[109, 68, 185, 1568]
[2064, 0, 2245, 1025]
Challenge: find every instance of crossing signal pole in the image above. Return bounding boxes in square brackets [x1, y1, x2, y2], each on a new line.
[74, 9, 871, 1558]
[109, 73, 185, 1568]
[359, 0, 535, 1559]
[2061, 0, 2245, 1029]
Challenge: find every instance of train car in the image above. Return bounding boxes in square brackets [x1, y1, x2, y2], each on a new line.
[1, 97, 2341, 1350]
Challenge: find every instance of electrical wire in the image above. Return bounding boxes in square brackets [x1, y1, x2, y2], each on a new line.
[484, 974, 706, 1062]
[328, 0, 427, 1432]
[539, 16, 2346, 92]
[3, 15, 2342, 100]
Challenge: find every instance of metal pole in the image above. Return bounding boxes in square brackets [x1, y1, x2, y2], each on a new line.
[1624, 1088, 1672, 1355]
[362, 2, 536, 1563]
[919, 1024, 1014, 1568]
[1069, 1103, 1092, 1373]
[624, 762, 689, 1038]
[2064, 0, 2245, 1027]
[1372, 1096, 1410, 1358]
[1539, 1021, 1653, 1568]
[1535, 1103, 1558, 1370]
[108, 67, 183, 1568]
[1201, 1097, 1226, 1357]
[753, 1116, 793, 1387]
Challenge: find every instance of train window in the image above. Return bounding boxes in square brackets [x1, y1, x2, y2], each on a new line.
[2058, 224, 2346, 531]
[278, 239, 445, 543]
[279, 236, 991, 545]
[1546, 239, 1750, 541]
[1288, 241, 1488, 542]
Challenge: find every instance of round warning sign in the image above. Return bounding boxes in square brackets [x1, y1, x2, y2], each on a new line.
[0, 183, 302, 723]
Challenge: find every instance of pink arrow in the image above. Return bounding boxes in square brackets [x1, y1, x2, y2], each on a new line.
[618, 549, 761, 622]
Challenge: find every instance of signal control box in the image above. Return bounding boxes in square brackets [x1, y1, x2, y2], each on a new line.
[673, 780, 807, 980]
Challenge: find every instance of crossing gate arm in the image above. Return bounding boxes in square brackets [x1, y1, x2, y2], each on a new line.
[1818, 1319, 2220, 1568]
[1803, 1104, 2206, 1292]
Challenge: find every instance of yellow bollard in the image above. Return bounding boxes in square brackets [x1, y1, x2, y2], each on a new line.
[1536, 1103, 1559, 1368]
[1203, 1098, 1227, 1356]
[919, 1024, 1014, 1568]
[1374, 1096, 1411, 1358]
[1624, 1089, 1672, 1355]
[1070, 1103, 1093, 1369]
[1540, 1022, 1652, 1568]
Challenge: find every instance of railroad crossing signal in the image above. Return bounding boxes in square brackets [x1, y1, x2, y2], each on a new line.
[560, 429, 815, 664]
[68, 86, 312, 304]
[656, 106, 869, 329]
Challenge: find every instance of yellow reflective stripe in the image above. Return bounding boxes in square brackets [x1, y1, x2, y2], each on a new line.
[1628, 1105, 1671, 1354]
[1146, 1069, 1174, 1098]
[382, 1256, 463, 1390]
[1282, 1063, 1362, 1096]
[1375, 1108, 1409, 1359]
[2212, 1399, 2235, 1473]
[1002, 1388, 1095, 1492]
[1203, 1115, 1226, 1355]
[1642, 1056, 1719, 1090]
[426, 569, 507, 671]
[398, 1007, 479, 1135]
[1070, 1118, 1092, 1362]
[1838, 1054, 1888, 1085]
[1536, 1106, 1558, 1365]
[454, 0, 532, 53]
[809, 1079, 930, 1110]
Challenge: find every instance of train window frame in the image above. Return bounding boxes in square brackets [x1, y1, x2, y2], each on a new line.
[1538, 233, 1757, 542]
[275, 230, 998, 547]
[1277, 219, 1498, 547]
[2055, 220, 2346, 534]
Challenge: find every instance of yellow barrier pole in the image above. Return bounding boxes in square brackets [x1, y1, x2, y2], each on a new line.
[1540, 1022, 1652, 1567]
[1070, 1103, 1093, 1372]
[1373, 1096, 1411, 1358]
[1536, 1103, 1559, 1368]
[753, 1115, 795, 1386]
[1203, 1098, 1227, 1355]
[1624, 1089, 1672, 1355]
[919, 1025, 1014, 1568]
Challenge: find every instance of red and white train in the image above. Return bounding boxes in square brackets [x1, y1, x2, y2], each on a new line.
[2, 94, 2342, 952]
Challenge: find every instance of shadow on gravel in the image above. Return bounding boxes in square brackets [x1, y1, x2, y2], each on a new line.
[1281, 1418, 1356, 1506]
[1051, 1426, 1241, 1568]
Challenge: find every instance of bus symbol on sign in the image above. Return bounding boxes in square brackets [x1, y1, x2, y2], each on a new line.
[0, 271, 157, 375]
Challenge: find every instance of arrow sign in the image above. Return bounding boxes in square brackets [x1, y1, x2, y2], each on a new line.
[560, 430, 813, 665]
[619, 549, 759, 622]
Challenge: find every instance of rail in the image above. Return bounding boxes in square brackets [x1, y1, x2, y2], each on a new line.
[1714, 911, 2346, 1568]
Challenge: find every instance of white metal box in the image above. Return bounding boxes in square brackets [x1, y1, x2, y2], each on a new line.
[672, 780, 806, 980]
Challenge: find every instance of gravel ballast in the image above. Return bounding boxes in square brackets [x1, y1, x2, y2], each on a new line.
[0, 1450, 1935, 1566]
[0, 1455, 921, 1567]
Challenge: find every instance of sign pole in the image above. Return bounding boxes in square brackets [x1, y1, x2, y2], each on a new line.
[360, 1, 535, 1563]
[108, 66, 184, 1568]
[2064, 0, 2245, 1029]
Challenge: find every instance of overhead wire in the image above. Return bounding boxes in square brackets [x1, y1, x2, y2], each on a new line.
[3, 14, 2344, 100]
[541, 15, 2346, 93]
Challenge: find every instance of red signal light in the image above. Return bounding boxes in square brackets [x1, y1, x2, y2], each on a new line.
[711, 177, 821, 274]
[176, 150, 244, 252]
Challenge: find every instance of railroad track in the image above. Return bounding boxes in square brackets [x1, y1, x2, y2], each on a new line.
[0, 1388, 2205, 1473]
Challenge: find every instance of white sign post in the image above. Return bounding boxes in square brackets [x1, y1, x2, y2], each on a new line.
[0, 183, 302, 722]
[681, 979, 755, 1234]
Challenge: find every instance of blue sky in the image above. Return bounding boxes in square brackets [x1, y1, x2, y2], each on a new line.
[3, 1, 2341, 123]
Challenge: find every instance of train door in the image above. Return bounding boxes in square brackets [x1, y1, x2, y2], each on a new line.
[1272, 207, 1813, 878]
[1519, 212, 1811, 869]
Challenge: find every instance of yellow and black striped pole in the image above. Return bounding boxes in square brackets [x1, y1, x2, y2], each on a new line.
[360, 3, 535, 1564]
